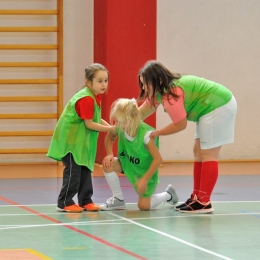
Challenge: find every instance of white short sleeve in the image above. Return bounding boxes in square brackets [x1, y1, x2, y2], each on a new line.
[144, 130, 153, 145]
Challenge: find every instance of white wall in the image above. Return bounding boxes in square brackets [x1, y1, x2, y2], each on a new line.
[63, 0, 93, 105]
[157, 0, 260, 160]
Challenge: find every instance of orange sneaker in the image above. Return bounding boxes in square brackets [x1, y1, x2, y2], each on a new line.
[82, 203, 100, 211]
[56, 204, 83, 213]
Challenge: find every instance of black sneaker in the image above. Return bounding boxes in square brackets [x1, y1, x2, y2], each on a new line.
[174, 196, 193, 211]
[178, 196, 214, 214]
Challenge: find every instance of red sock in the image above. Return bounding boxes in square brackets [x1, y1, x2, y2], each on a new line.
[198, 161, 218, 203]
[193, 162, 202, 197]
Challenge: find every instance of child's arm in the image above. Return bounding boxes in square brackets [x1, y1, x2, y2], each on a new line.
[101, 119, 110, 126]
[102, 131, 118, 170]
[84, 119, 116, 133]
[135, 138, 162, 195]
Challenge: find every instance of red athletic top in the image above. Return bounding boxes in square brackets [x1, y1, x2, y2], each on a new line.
[75, 94, 101, 119]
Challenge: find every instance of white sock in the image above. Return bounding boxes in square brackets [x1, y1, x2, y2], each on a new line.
[104, 171, 124, 200]
[150, 192, 171, 209]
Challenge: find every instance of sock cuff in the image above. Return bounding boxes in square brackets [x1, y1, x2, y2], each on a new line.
[104, 171, 116, 176]
[202, 161, 218, 171]
[194, 161, 202, 165]
[202, 161, 218, 164]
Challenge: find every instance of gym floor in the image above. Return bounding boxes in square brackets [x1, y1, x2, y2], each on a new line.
[0, 162, 259, 260]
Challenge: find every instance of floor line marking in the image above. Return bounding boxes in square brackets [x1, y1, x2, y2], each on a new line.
[0, 222, 131, 230]
[0, 196, 148, 260]
[0, 211, 259, 218]
[0, 201, 259, 207]
[109, 212, 233, 260]
[1, 209, 260, 230]
[1, 210, 260, 230]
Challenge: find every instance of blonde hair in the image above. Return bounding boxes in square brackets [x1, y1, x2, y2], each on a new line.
[110, 98, 140, 137]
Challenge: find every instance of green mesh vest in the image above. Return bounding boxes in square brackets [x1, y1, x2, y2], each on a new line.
[156, 75, 232, 122]
[47, 87, 101, 171]
[117, 121, 159, 197]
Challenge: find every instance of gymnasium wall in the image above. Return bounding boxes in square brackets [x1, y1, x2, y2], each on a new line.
[63, 0, 260, 161]
[0, 0, 93, 164]
[0, 0, 259, 163]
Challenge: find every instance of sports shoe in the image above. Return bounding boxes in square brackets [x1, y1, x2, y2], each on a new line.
[56, 204, 83, 213]
[175, 195, 193, 211]
[82, 203, 100, 211]
[99, 197, 126, 211]
[165, 184, 179, 205]
[178, 195, 214, 214]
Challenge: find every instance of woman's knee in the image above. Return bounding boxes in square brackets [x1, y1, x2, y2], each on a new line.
[193, 139, 202, 161]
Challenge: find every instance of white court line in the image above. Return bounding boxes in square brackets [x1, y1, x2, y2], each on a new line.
[0, 221, 131, 231]
[0, 204, 57, 207]
[0, 209, 259, 230]
[0, 201, 259, 207]
[0, 211, 259, 218]
[108, 212, 233, 260]
[0, 211, 260, 223]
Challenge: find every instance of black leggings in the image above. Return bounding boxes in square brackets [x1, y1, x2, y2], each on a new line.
[57, 153, 94, 208]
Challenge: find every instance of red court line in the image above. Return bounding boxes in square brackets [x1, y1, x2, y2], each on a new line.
[0, 196, 148, 260]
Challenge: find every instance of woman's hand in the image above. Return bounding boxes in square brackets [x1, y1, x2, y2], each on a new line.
[102, 155, 114, 170]
[150, 130, 159, 139]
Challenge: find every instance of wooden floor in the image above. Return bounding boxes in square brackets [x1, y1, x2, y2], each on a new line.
[0, 161, 259, 179]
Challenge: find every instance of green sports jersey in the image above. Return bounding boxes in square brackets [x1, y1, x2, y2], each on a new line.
[47, 87, 101, 171]
[117, 121, 159, 197]
[157, 75, 232, 122]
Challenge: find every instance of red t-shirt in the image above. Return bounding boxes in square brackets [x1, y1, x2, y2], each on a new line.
[75, 94, 101, 119]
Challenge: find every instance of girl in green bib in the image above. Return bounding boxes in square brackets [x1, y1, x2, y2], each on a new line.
[138, 60, 237, 214]
[47, 63, 116, 213]
[100, 98, 178, 211]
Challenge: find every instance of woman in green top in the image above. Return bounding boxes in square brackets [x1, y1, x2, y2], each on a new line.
[100, 98, 178, 211]
[138, 60, 237, 214]
[47, 63, 116, 213]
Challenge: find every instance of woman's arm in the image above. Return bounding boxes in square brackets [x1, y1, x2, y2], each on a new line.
[151, 117, 187, 138]
[138, 101, 157, 120]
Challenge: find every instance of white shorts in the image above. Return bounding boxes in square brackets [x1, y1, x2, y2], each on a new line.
[195, 95, 237, 149]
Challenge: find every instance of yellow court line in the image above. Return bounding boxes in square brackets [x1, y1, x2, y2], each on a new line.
[0, 248, 52, 260]
[26, 248, 52, 260]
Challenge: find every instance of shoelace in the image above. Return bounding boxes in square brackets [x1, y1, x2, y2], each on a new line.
[106, 197, 114, 203]
[105, 197, 115, 207]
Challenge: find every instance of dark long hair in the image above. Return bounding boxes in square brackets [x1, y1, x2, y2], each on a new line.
[138, 60, 182, 107]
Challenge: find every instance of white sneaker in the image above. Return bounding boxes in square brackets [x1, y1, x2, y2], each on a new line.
[165, 184, 179, 205]
[99, 197, 126, 211]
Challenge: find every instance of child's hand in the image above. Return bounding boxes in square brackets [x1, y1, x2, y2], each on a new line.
[102, 155, 114, 170]
[135, 177, 148, 196]
[110, 125, 117, 135]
